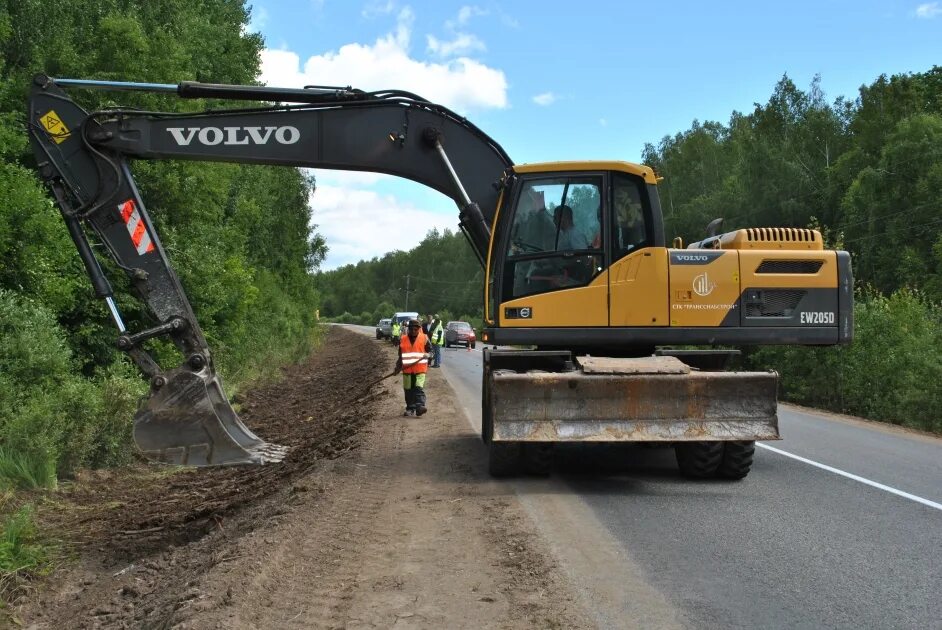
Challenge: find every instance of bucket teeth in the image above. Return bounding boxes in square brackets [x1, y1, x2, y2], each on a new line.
[133, 369, 289, 467]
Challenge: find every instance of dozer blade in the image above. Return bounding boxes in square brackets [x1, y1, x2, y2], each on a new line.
[134, 369, 288, 466]
[489, 357, 779, 443]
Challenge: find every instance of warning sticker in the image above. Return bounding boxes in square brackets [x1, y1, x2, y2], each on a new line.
[118, 199, 155, 255]
[39, 110, 70, 144]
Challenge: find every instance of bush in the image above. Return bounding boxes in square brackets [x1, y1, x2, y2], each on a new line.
[750, 288, 942, 433]
[0, 290, 142, 477]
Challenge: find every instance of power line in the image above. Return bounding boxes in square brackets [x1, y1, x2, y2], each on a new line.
[405, 274, 480, 285]
[839, 200, 941, 231]
[842, 216, 942, 245]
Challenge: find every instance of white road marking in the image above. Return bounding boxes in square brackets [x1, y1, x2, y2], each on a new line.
[757, 443, 942, 512]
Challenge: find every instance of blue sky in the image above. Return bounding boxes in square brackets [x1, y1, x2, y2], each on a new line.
[248, 1, 941, 269]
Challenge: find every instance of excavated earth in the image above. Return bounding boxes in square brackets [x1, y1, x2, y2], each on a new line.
[16, 327, 590, 629]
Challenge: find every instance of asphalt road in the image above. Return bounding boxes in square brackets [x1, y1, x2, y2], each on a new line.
[343, 324, 941, 629]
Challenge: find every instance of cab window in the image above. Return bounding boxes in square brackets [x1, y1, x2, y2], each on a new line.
[503, 176, 603, 300]
[611, 172, 648, 260]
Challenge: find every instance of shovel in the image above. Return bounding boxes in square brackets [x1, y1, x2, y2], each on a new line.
[362, 354, 432, 389]
[318, 354, 433, 419]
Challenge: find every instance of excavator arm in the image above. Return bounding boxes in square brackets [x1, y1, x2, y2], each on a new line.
[28, 74, 513, 466]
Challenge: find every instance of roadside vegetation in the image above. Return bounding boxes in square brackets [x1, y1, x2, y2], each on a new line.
[0, 0, 939, 607]
[317, 228, 486, 330]
[318, 69, 942, 434]
[0, 0, 326, 597]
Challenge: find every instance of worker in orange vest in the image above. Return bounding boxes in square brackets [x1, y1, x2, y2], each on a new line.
[394, 319, 432, 417]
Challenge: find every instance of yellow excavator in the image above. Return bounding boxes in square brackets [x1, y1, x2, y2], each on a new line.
[27, 75, 852, 479]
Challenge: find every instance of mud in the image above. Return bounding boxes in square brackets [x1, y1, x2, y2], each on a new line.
[16, 327, 588, 629]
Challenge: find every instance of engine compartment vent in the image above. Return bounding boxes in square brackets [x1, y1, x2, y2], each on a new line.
[755, 259, 824, 274]
[745, 289, 807, 318]
[746, 228, 817, 243]
[715, 228, 824, 251]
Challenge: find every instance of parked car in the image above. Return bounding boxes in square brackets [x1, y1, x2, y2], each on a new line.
[392, 311, 419, 331]
[375, 318, 392, 339]
[444, 321, 476, 349]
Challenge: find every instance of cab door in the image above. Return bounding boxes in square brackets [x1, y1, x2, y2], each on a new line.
[607, 172, 670, 327]
[497, 173, 608, 328]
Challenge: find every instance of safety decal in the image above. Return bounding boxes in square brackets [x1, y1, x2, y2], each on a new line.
[118, 200, 155, 255]
[39, 110, 70, 144]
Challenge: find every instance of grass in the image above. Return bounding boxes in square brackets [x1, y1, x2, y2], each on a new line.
[0, 505, 52, 605]
[0, 449, 57, 491]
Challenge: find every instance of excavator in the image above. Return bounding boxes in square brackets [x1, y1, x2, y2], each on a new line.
[27, 74, 853, 478]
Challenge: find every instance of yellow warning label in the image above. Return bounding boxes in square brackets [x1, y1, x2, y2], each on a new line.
[39, 110, 70, 144]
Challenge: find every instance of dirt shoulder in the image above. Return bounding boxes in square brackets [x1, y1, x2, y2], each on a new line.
[17, 327, 589, 629]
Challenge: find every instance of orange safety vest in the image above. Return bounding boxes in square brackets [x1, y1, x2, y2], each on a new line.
[400, 331, 429, 374]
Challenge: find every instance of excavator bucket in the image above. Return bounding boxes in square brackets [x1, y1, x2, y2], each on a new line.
[133, 369, 288, 466]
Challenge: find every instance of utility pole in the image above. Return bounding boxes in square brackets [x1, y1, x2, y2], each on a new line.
[404, 274, 411, 310]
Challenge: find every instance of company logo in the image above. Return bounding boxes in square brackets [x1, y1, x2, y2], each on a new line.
[692, 272, 716, 297]
[671, 251, 723, 265]
[519, 307, 532, 318]
[167, 126, 301, 146]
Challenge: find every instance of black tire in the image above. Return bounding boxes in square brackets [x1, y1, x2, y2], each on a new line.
[522, 443, 552, 475]
[482, 350, 493, 445]
[675, 441, 724, 479]
[488, 441, 521, 477]
[376, 331, 382, 339]
[716, 441, 755, 480]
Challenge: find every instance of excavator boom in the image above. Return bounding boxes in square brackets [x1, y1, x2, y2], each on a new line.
[28, 74, 511, 465]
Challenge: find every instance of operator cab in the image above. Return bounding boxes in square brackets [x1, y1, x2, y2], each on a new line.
[486, 161, 665, 332]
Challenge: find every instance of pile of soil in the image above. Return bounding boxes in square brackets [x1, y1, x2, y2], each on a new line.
[21, 327, 389, 625]
[17, 327, 588, 629]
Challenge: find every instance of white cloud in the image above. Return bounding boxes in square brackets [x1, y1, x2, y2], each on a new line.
[259, 8, 507, 111]
[311, 169, 392, 187]
[310, 183, 456, 269]
[246, 6, 268, 33]
[915, 2, 941, 17]
[362, 0, 397, 18]
[427, 32, 486, 57]
[532, 92, 556, 106]
[258, 9, 507, 269]
[450, 5, 488, 28]
[430, 7, 488, 59]
[499, 11, 519, 28]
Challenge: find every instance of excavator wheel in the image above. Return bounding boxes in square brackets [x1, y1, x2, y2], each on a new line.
[522, 443, 553, 476]
[675, 441, 724, 479]
[488, 441, 521, 477]
[716, 441, 756, 480]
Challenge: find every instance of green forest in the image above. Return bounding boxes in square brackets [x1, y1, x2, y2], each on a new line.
[318, 70, 942, 434]
[0, 0, 326, 576]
